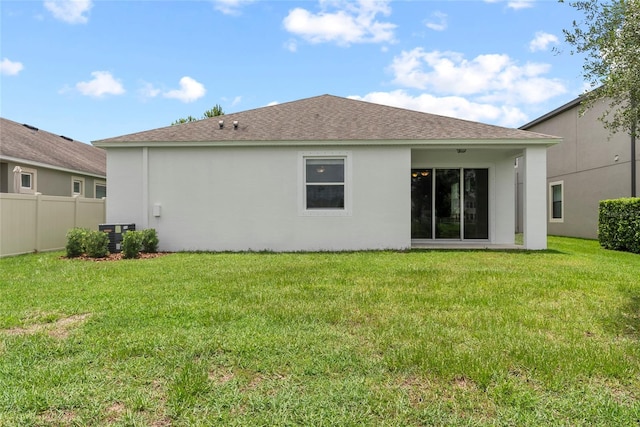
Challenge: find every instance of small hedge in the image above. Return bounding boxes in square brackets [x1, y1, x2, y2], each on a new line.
[121, 230, 144, 259]
[598, 197, 640, 254]
[65, 228, 110, 258]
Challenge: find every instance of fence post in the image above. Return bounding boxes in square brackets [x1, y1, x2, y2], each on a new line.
[35, 192, 42, 252]
[73, 195, 80, 228]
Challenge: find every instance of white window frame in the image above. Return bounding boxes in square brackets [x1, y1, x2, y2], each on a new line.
[299, 151, 352, 216]
[549, 180, 564, 223]
[94, 181, 107, 199]
[19, 167, 37, 194]
[72, 176, 85, 197]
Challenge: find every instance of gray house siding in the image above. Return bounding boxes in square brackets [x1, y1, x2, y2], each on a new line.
[0, 160, 104, 198]
[520, 97, 639, 239]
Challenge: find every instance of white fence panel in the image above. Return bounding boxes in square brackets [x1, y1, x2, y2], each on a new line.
[0, 193, 106, 257]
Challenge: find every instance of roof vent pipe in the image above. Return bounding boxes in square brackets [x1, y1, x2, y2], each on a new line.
[233, 120, 238, 129]
[218, 120, 224, 129]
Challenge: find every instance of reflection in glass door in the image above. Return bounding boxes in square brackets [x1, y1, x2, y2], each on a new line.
[410, 169, 432, 238]
[435, 169, 461, 239]
[411, 168, 489, 240]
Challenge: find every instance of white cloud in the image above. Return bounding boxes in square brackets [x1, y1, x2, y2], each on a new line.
[508, 1, 534, 10]
[283, 0, 396, 46]
[138, 81, 161, 99]
[76, 71, 125, 97]
[44, 0, 92, 24]
[163, 77, 206, 103]
[389, 48, 566, 105]
[349, 90, 528, 127]
[231, 96, 242, 106]
[0, 58, 24, 76]
[212, 0, 255, 15]
[425, 11, 447, 31]
[529, 31, 559, 52]
[284, 39, 298, 53]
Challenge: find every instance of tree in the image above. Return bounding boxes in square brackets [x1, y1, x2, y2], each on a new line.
[203, 104, 224, 118]
[561, 0, 639, 195]
[171, 104, 225, 125]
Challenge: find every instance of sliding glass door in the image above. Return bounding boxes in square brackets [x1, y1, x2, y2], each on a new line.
[411, 168, 489, 240]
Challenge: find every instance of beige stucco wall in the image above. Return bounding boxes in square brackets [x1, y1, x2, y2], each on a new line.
[525, 99, 639, 239]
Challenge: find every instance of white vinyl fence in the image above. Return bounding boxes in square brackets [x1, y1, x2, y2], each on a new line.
[0, 193, 106, 257]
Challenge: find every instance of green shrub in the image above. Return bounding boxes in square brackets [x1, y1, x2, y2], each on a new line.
[65, 228, 88, 258]
[598, 197, 640, 254]
[121, 230, 144, 259]
[84, 230, 110, 258]
[141, 228, 159, 253]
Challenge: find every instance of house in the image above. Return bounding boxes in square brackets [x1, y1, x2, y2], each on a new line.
[0, 117, 107, 198]
[93, 95, 559, 252]
[519, 96, 639, 239]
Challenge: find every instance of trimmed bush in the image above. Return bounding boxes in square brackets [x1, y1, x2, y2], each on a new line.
[65, 228, 88, 258]
[598, 197, 640, 254]
[141, 228, 159, 253]
[84, 230, 110, 258]
[121, 230, 144, 259]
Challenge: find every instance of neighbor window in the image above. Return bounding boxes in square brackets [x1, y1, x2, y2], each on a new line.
[72, 177, 85, 196]
[18, 167, 37, 194]
[300, 152, 350, 216]
[95, 182, 107, 199]
[549, 181, 563, 222]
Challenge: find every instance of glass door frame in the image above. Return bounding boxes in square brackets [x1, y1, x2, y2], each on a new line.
[411, 166, 491, 242]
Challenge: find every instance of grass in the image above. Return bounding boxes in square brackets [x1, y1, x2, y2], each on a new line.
[0, 236, 639, 426]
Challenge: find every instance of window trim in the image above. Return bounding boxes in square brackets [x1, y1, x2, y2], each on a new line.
[72, 176, 85, 197]
[299, 151, 351, 216]
[549, 180, 564, 223]
[94, 181, 107, 199]
[19, 167, 37, 194]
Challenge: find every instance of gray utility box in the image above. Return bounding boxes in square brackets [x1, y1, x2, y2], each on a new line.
[99, 223, 135, 253]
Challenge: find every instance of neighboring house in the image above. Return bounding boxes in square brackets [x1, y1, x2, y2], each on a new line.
[93, 94, 559, 252]
[0, 117, 107, 198]
[519, 96, 639, 239]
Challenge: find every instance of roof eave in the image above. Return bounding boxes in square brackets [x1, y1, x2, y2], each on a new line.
[0, 154, 107, 179]
[93, 138, 560, 149]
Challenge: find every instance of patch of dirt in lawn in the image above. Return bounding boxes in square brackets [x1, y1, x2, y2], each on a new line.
[63, 252, 172, 262]
[105, 402, 126, 423]
[38, 408, 77, 425]
[2, 313, 90, 339]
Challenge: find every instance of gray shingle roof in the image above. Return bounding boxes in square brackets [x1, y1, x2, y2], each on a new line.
[1, 117, 106, 176]
[94, 94, 558, 145]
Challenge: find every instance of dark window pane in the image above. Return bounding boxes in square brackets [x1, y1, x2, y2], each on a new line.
[411, 169, 432, 238]
[306, 159, 344, 183]
[435, 169, 461, 239]
[96, 184, 107, 199]
[464, 169, 489, 239]
[307, 185, 344, 209]
[21, 173, 31, 188]
[552, 184, 562, 218]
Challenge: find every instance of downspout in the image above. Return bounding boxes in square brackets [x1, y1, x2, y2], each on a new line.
[632, 92, 637, 197]
[632, 128, 637, 197]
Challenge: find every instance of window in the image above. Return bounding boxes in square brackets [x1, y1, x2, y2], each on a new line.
[18, 167, 37, 194]
[300, 152, 350, 216]
[95, 182, 107, 198]
[72, 177, 85, 196]
[549, 181, 563, 222]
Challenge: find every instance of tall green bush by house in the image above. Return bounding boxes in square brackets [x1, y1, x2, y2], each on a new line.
[598, 198, 640, 254]
[121, 230, 144, 259]
[84, 230, 110, 258]
[142, 228, 159, 253]
[65, 228, 88, 258]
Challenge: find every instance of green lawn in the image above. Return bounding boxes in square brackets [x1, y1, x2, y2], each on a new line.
[1, 236, 639, 426]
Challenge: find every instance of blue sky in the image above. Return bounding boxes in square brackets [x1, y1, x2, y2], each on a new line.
[1, 0, 587, 144]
